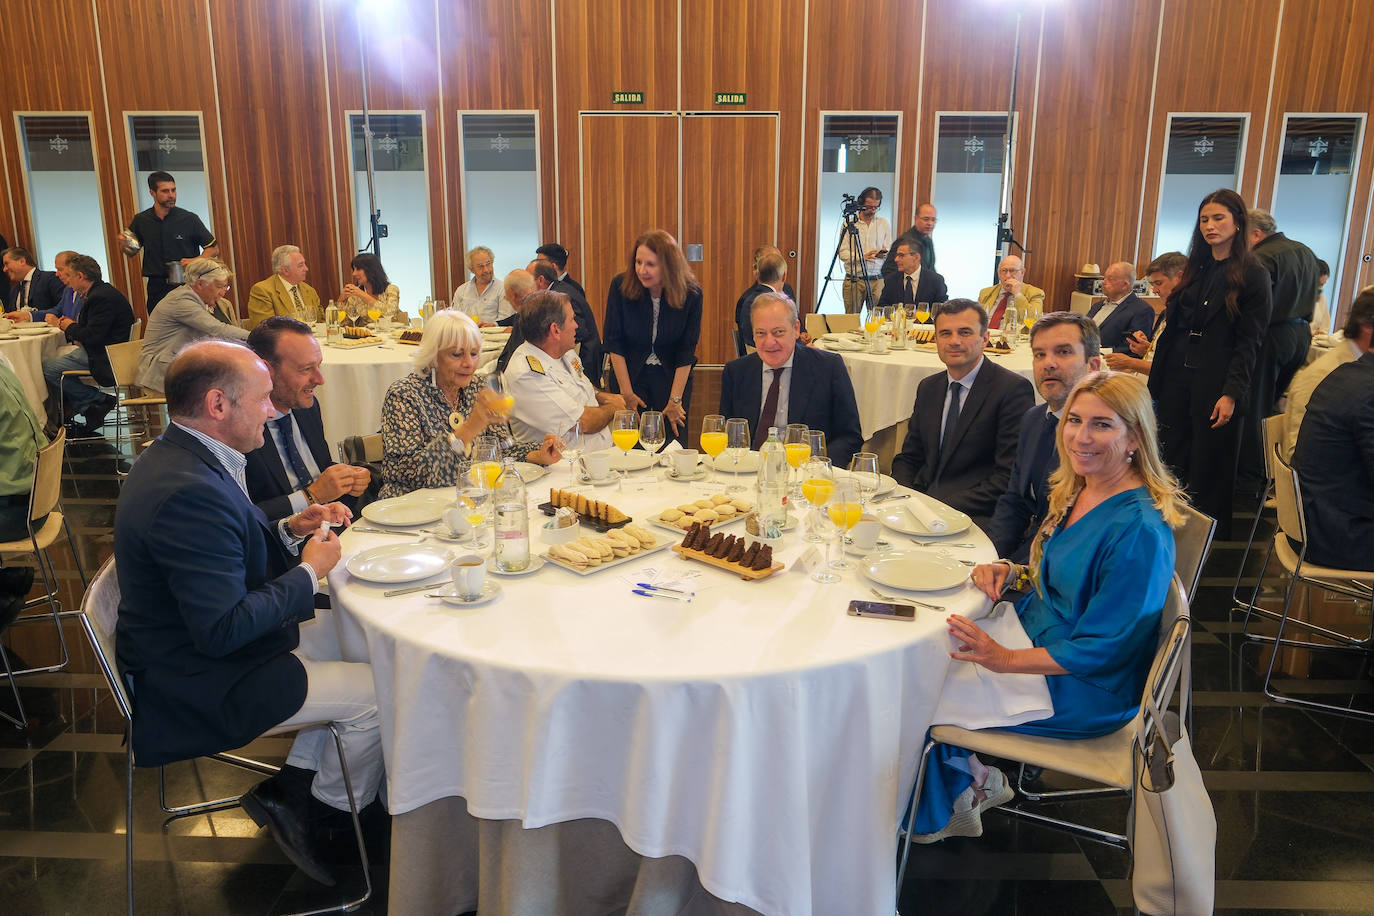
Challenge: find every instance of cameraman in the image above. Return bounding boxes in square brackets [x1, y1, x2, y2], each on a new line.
[838, 187, 891, 314]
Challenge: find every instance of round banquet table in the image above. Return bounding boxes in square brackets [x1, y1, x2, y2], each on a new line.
[820, 338, 1036, 441]
[0, 325, 69, 414]
[313, 329, 508, 449]
[328, 464, 1052, 915]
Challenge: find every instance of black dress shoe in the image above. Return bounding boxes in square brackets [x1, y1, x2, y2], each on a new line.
[80, 394, 118, 432]
[0, 566, 34, 600]
[241, 778, 337, 886]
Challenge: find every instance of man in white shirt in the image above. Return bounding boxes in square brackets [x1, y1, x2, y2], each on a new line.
[504, 291, 625, 450]
[839, 187, 892, 314]
[1087, 261, 1153, 350]
[1283, 287, 1374, 459]
[452, 245, 508, 325]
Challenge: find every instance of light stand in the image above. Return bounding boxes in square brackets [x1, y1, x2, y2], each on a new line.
[357, 3, 383, 258]
[994, 10, 1029, 279]
[816, 195, 876, 316]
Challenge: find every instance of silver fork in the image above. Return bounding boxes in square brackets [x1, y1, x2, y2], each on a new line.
[869, 587, 944, 611]
[909, 539, 978, 548]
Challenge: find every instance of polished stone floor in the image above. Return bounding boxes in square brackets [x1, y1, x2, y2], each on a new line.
[2, 433, 1373, 914]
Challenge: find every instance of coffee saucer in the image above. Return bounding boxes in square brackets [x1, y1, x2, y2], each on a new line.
[432, 581, 502, 607]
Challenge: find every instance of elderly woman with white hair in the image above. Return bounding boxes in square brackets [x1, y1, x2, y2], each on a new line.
[135, 257, 249, 393]
[379, 310, 561, 498]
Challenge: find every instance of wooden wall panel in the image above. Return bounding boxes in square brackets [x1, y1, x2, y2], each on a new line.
[682, 114, 778, 365]
[578, 115, 679, 325]
[208, 0, 340, 308]
[1022, 0, 1162, 312]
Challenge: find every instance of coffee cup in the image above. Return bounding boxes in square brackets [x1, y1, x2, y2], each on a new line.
[670, 449, 699, 477]
[0, 318, 12, 333]
[583, 451, 612, 480]
[450, 554, 486, 600]
[441, 508, 471, 539]
[850, 515, 880, 550]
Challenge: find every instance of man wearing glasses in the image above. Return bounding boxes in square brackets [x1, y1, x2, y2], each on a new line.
[978, 255, 1045, 331]
[719, 292, 863, 465]
[839, 187, 892, 314]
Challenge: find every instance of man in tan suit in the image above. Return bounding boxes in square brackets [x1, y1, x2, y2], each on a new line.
[977, 255, 1045, 331]
[246, 245, 322, 329]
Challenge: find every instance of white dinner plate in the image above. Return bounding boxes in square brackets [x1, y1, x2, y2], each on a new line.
[603, 449, 658, 472]
[832, 470, 897, 496]
[361, 494, 451, 527]
[0, 334, 16, 341]
[12, 325, 53, 336]
[875, 497, 972, 537]
[347, 543, 455, 584]
[433, 580, 502, 606]
[574, 473, 619, 487]
[861, 550, 969, 591]
[510, 461, 547, 482]
[486, 554, 545, 577]
[705, 450, 760, 474]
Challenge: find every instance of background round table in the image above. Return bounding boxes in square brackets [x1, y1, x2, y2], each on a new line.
[327, 466, 1049, 915]
[0, 325, 70, 414]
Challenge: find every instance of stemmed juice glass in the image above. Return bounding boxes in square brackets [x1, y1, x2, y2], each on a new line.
[639, 410, 666, 480]
[805, 429, 827, 462]
[800, 456, 833, 545]
[863, 308, 883, 348]
[783, 424, 810, 500]
[561, 419, 585, 482]
[724, 417, 751, 495]
[700, 415, 727, 485]
[848, 452, 881, 512]
[611, 409, 639, 485]
[915, 302, 932, 325]
[826, 478, 862, 571]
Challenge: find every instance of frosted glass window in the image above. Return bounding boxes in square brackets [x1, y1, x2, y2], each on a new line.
[127, 114, 212, 235]
[814, 114, 899, 314]
[932, 114, 1013, 300]
[17, 114, 108, 279]
[1154, 116, 1246, 257]
[459, 113, 540, 284]
[1272, 115, 1362, 327]
[350, 113, 432, 308]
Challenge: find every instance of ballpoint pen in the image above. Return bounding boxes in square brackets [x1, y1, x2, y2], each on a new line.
[632, 589, 692, 602]
[635, 582, 695, 596]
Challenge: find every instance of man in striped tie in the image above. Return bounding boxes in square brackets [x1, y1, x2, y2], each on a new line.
[246, 245, 323, 329]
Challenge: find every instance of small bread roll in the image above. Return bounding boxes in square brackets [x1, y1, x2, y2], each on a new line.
[622, 524, 655, 547]
[693, 499, 714, 510]
[693, 508, 719, 523]
[659, 508, 684, 523]
[729, 498, 754, 512]
[676, 503, 699, 514]
[550, 544, 588, 566]
[675, 517, 695, 530]
[709, 494, 731, 506]
[606, 529, 639, 552]
[714, 504, 737, 518]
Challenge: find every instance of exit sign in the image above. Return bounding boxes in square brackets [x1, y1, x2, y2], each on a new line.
[612, 90, 644, 104]
[715, 92, 746, 105]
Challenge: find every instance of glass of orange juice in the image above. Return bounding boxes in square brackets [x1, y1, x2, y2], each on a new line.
[485, 374, 515, 419]
[915, 301, 931, 325]
[611, 409, 639, 484]
[800, 456, 833, 546]
[700, 415, 727, 484]
[825, 478, 862, 572]
[783, 423, 810, 498]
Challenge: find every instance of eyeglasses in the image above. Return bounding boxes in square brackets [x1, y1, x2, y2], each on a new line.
[753, 327, 795, 341]
[997, 267, 1022, 276]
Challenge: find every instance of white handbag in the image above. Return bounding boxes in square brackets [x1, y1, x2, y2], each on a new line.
[1130, 696, 1216, 916]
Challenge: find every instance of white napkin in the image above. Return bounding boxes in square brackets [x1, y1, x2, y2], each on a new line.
[906, 499, 948, 533]
[932, 605, 1054, 729]
[824, 337, 863, 351]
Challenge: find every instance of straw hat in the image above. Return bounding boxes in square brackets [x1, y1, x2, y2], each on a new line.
[1073, 263, 1102, 278]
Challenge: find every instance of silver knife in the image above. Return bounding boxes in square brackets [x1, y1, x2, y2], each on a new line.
[382, 580, 446, 597]
[870, 493, 909, 504]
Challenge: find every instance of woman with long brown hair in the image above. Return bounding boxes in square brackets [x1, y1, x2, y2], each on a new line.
[1147, 188, 1271, 537]
[603, 230, 703, 445]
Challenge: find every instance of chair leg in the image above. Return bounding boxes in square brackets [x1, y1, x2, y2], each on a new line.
[126, 744, 135, 916]
[3, 550, 71, 678]
[896, 738, 938, 894]
[158, 761, 267, 818]
[1262, 574, 1374, 721]
[1229, 486, 1268, 613]
[0, 642, 29, 728]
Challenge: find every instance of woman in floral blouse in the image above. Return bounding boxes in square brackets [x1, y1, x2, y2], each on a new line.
[379, 310, 561, 497]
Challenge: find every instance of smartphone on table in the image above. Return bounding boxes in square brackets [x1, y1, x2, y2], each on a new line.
[847, 600, 916, 621]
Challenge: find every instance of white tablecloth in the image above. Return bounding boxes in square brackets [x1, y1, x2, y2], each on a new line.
[823, 341, 1036, 440]
[0, 326, 68, 414]
[329, 468, 1052, 915]
[313, 332, 507, 450]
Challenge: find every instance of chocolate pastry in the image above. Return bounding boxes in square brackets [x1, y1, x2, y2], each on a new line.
[711, 534, 734, 559]
[704, 533, 724, 555]
[752, 544, 773, 570]
[741, 543, 760, 569]
[681, 522, 701, 548]
[725, 537, 745, 563]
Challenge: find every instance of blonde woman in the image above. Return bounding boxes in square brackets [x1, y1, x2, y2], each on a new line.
[911, 371, 1184, 843]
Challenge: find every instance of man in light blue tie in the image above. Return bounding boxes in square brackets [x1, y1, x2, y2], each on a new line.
[986, 312, 1102, 561]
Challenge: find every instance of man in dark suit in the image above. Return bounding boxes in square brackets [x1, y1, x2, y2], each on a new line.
[115, 340, 382, 885]
[986, 312, 1102, 561]
[891, 298, 1035, 527]
[39, 254, 135, 434]
[245, 317, 371, 521]
[1090, 261, 1154, 350]
[1293, 348, 1374, 571]
[720, 292, 863, 466]
[530, 255, 603, 386]
[2, 246, 66, 319]
[734, 250, 791, 355]
[877, 237, 948, 309]
[881, 202, 937, 284]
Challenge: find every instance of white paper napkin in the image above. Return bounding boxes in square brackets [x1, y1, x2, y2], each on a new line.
[932, 606, 1054, 730]
[906, 499, 948, 533]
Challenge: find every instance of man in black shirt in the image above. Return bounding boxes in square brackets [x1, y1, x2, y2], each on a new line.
[121, 170, 218, 311]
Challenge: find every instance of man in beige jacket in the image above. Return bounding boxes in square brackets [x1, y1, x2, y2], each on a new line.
[247, 245, 322, 329]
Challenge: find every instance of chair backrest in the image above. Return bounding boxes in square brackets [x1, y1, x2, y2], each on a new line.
[29, 427, 66, 522]
[804, 313, 828, 339]
[128, 318, 142, 341]
[1136, 575, 1191, 750]
[106, 339, 144, 388]
[827, 313, 860, 333]
[340, 433, 385, 465]
[1271, 446, 1306, 544]
[1262, 414, 1286, 478]
[79, 557, 132, 723]
[732, 327, 747, 358]
[1173, 504, 1217, 602]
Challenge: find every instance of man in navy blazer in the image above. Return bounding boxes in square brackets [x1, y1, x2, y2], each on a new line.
[115, 340, 382, 885]
[1090, 262, 1154, 350]
[891, 299, 1035, 527]
[986, 313, 1102, 561]
[40, 255, 134, 433]
[877, 237, 948, 309]
[720, 292, 864, 467]
[245, 317, 371, 521]
[2, 247, 66, 318]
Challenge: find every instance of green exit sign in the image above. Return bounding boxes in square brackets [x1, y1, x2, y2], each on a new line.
[715, 92, 746, 106]
[612, 90, 644, 104]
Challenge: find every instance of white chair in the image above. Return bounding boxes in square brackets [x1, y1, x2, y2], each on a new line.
[1231, 414, 1287, 617]
[1243, 449, 1374, 720]
[60, 338, 166, 456]
[897, 576, 1191, 888]
[1174, 503, 1217, 604]
[79, 557, 373, 914]
[0, 428, 87, 725]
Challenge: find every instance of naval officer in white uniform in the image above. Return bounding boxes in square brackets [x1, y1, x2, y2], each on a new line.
[504, 290, 625, 450]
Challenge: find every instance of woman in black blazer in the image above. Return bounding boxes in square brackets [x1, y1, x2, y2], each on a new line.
[1148, 188, 1271, 538]
[603, 230, 702, 445]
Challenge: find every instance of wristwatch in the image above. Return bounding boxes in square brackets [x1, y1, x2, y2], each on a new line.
[669, 396, 683, 404]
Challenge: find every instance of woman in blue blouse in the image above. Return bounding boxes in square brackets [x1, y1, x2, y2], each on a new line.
[379, 310, 561, 498]
[603, 230, 702, 446]
[911, 371, 1184, 843]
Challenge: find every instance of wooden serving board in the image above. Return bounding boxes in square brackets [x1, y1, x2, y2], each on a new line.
[671, 544, 785, 580]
